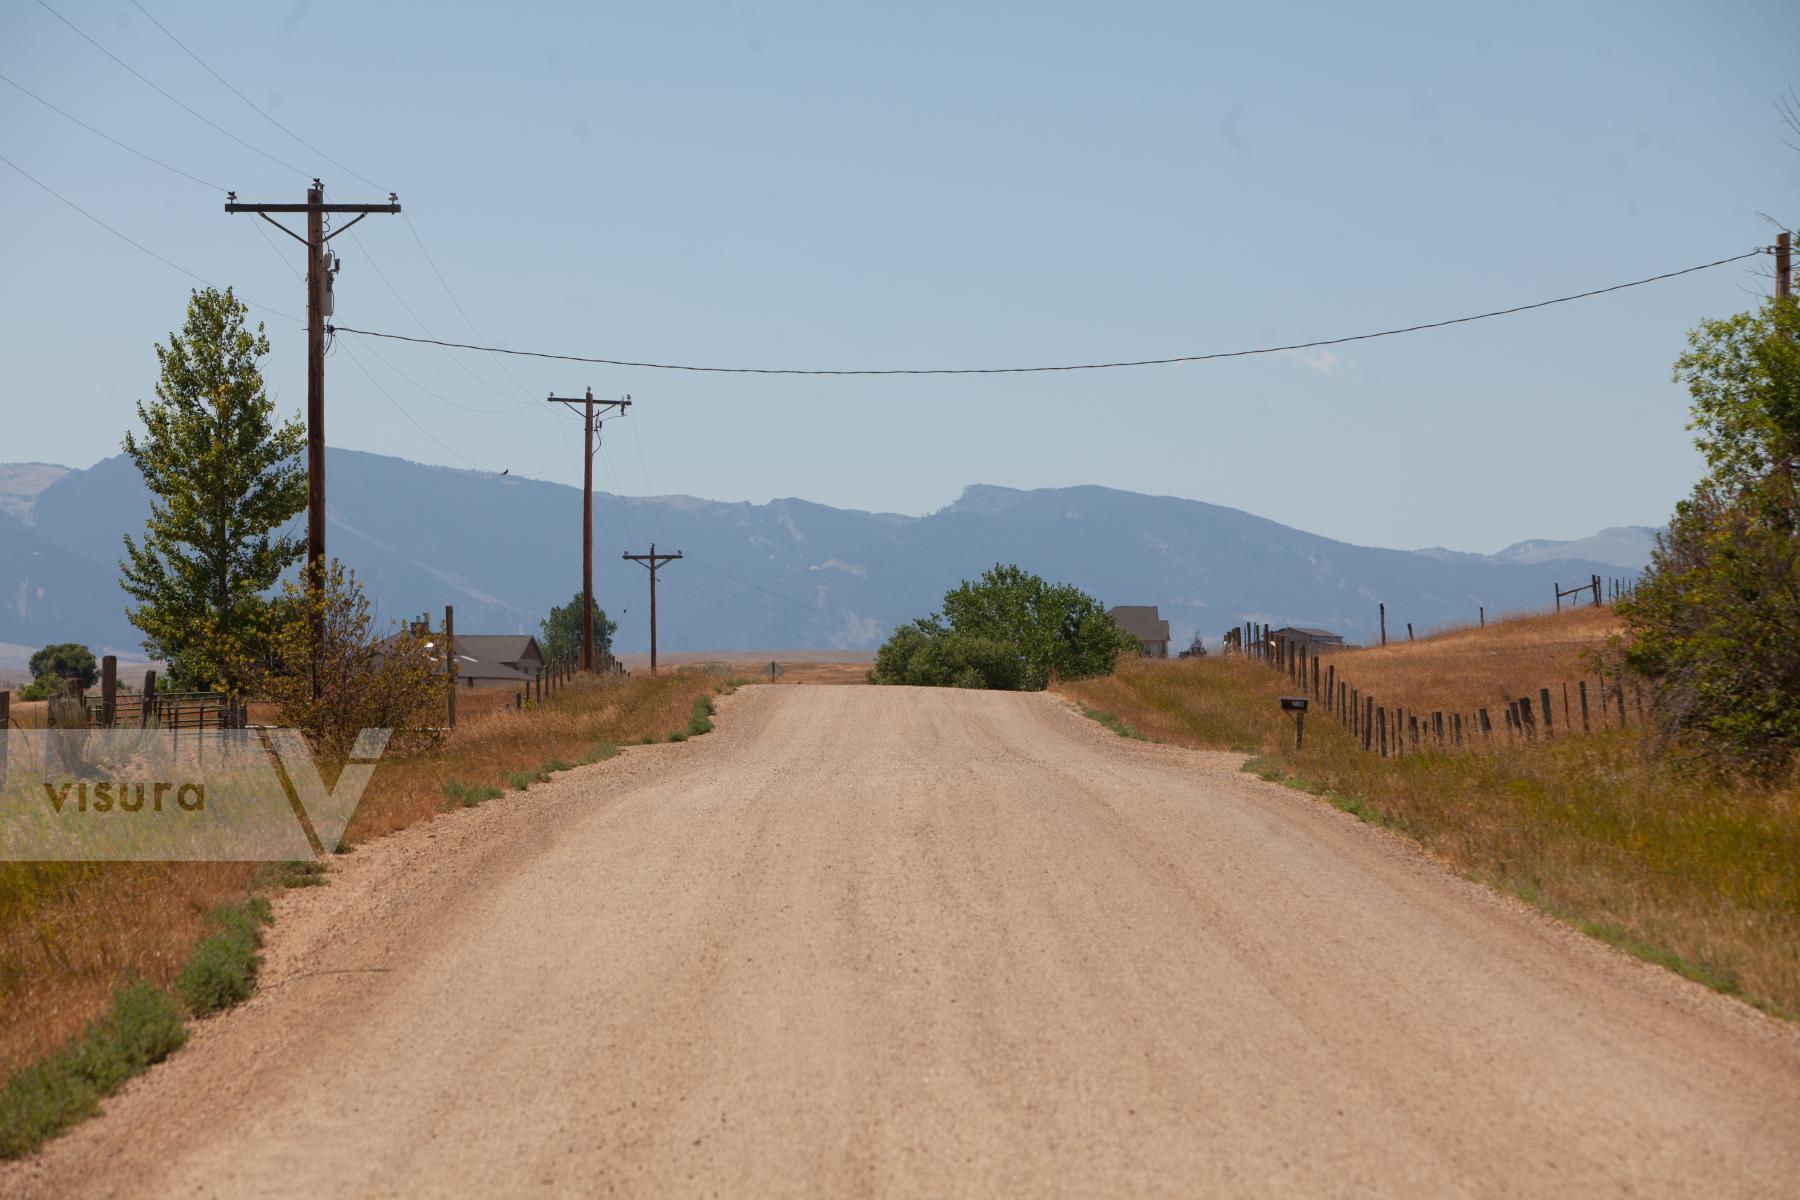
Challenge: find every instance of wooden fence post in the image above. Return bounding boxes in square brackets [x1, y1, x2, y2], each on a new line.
[1379, 603, 1387, 646]
[1519, 698, 1536, 739]
[1555, 581, 1561, 613]
[1451, 713, 1462, 745]
[1616, 680, 1627, 726]
[1407, 623, 1414, 641]
[1562, 683, 1570, 730]
[1325, 664, 1334, 710]
[140, 670, 157, 727]
[1479, 707, 1492, 740]
[1433, 712, 1444, 745]
[1479, 606, 1485, 627]
[0, 690, 9, 790]
[1364, 698, 1375, 752]
[1408, 713, 1419, 750]
[1539, 688, 1554, 738]
[1579, 681, 1590, 732]
[101, 655, 117, 728]
[1377, 707, 1387, 757]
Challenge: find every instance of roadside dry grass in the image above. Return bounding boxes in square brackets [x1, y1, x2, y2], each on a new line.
[0, 669, 726, 1075]
[1058, 611, 1800, 1018]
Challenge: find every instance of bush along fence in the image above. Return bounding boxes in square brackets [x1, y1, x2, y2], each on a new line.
[1221, 626, 1642, 759]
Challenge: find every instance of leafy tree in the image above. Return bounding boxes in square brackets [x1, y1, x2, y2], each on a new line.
[27, 643, 98, 689]
[250, 560, 443, 762]
[870, 564, 1139, 691]
[120, 287, 306, 692]
[539, 593, 618, 665]
[1621, 297, 1800, 770]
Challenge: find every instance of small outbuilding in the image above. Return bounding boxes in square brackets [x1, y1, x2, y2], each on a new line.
[1108, 606, 1171, 659]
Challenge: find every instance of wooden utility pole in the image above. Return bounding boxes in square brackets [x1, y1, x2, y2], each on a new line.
[444, 604, 456, 730]
[1778, 231, 1791, 300]
[548, 389, 631, 671]
[622, 543, 683, 673]
[225, 181, 400, 598]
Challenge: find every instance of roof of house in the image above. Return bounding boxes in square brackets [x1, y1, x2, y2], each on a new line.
[451, 634, 543, 665]
[448, 653, 533, 682]
[1108, 605, 1171, 641]
[1272, 626, 1344, 641]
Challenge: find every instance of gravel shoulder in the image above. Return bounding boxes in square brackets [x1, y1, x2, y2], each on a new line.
[6, 684, 1798, 1198]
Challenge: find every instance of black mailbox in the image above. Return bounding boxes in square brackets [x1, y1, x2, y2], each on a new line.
[1279, 696, 1309, 712]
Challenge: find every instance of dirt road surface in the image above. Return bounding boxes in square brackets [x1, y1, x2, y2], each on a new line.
[7, 685, 1799, 1197]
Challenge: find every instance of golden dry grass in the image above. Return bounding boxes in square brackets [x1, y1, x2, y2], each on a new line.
[1314, 607, 1629, 725]
[0, 669, 728, 1074]
[1059, 611, 1800, 1018]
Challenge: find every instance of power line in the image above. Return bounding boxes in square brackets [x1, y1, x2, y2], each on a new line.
[688, 557, 818, 614]
[0, 70, 226, 191]
[328, 248, 1766, 376]
[339, 339, 496, 472]
[0, 150, 297, 323]
[34, 0, 308, 180]
[125, 0, 386, 191]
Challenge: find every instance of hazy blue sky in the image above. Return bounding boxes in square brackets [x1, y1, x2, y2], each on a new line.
[4, 0, 1797, 553]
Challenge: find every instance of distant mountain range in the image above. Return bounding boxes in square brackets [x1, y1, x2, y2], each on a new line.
[0, 451, 1650, 657]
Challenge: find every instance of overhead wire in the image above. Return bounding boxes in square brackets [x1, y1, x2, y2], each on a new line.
[329, 249, 1768, 376]
[338, 339, 498, 472]
[124, 0, 386, 191]
[0, 70, 226, 191]
[687, 557, 818, 614]
[33, 0, 308, 180]
[0, 150, 297, 323]
[657, 576, 823, 646]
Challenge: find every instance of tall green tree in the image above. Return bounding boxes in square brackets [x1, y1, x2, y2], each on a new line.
[120, 287, 306, 692]
[540, 593, 619, 664]
[1621, 297, 1800, 770]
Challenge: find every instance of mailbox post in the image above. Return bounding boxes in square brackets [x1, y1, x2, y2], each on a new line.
[1280, 695, 1309, 750]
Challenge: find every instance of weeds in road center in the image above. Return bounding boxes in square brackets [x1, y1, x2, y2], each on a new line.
[1059, 614, 1800, 1020]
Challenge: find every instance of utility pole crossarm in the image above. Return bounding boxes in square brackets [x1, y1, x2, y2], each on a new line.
[222, 180, 402, 699]
[623, 544, 683, 673]
[549, 390, 632, 673]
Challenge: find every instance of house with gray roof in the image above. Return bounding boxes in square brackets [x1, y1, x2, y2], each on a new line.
[1107, 605, 1171, 659]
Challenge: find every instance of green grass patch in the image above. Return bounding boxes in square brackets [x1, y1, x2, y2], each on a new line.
[1081, 706, 1145, 740]
[0, 980, 187, 1159]
[175, 899, 271, 1018]
[504, 769, 541, 791]
[581, 742, 619, 765]
[639, 734, 655, 745]
[668, 730, 688, 743]
[686, 696, 716, 736]
[541, 757, 573, 774]
[443, 779, 504, 808]
[250, 858, 327, 890]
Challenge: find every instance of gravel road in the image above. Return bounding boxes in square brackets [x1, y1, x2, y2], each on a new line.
[8, 685, 1799, 1198]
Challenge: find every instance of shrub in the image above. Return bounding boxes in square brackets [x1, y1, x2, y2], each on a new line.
[0, 981, 187, 1158]
[252, 559, 445, 764]
[870, 564, 1140, 691]
[174, 899, 271, 1017]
